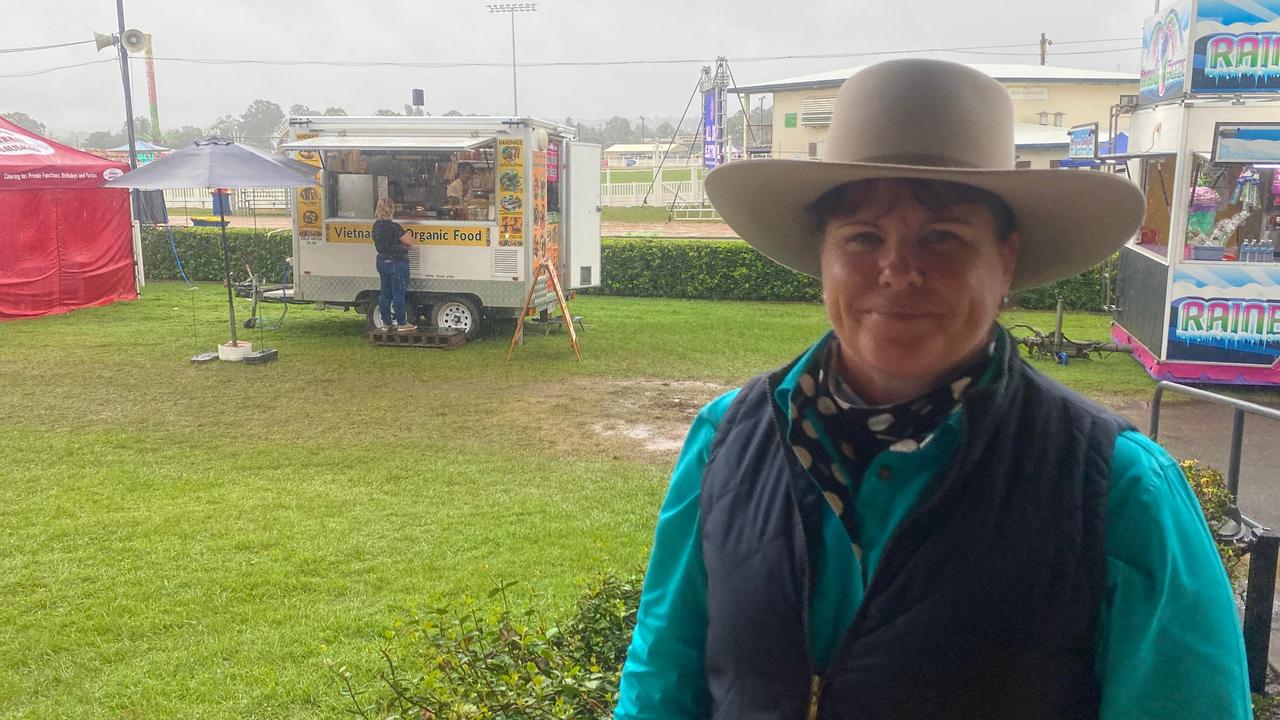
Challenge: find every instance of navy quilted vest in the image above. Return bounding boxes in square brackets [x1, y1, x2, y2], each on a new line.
[699, 344, 1130, 720]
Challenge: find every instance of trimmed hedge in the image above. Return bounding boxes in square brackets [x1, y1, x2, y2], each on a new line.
[140, 226, 293, 283]
[1007, 259, 1114, 313]
[596, 237, 1112, 311]
[596, 237, 822, 302]
[141, 228, 1111, 311]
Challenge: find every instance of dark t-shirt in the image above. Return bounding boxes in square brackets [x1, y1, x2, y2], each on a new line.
[372, 219, 408, 260]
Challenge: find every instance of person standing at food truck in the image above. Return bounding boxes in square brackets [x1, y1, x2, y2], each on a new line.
[372, 197, 415, 332]
[447, 163, 476, 207]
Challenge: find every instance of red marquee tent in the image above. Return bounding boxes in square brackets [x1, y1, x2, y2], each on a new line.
[0, 118, 136, 320]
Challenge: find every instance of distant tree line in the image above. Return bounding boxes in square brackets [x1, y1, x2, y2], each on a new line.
[565, 103, 771, 149]
[3, 100, 770, 152]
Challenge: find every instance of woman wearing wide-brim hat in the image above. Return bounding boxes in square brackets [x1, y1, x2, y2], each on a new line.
[614, 59, 1249, 720]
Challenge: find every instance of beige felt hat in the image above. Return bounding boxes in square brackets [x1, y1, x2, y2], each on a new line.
[704, 59, 1146, 291]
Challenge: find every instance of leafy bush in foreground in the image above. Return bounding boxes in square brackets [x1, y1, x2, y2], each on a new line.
[332, 573, 640, 720]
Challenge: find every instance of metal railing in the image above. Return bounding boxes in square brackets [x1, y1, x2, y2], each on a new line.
[602, 157, 704, 169]
[162, 187, 293, 212]
[599, 180, 704, 207]
[1150, 381, 1280, 693]
[670, 202, 721, 221]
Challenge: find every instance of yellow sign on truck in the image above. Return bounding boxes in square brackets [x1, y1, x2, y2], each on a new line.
[326, 222, 491, 247]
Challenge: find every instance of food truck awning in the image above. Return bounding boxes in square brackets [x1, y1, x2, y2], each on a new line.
[281, 136, 490, 152]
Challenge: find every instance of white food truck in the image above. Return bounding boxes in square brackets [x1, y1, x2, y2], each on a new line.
[281, 116, 601, 337]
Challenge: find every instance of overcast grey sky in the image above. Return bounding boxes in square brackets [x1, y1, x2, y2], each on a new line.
[4, 0, 1153, 137]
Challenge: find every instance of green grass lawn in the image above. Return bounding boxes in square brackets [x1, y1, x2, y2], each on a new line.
[999, 308, 1155, 403]
[0, 283, 1155, 718]
[600, 206, 672, 224]
[603, 168, 697, 184]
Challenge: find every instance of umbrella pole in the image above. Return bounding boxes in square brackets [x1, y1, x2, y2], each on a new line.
[219, 200, 239, 346]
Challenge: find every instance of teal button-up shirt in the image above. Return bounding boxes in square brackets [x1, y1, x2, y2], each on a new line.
[615, 334, 1251, 719]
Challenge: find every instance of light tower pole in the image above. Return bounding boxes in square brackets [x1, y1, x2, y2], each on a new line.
[486, 3, 538, 115]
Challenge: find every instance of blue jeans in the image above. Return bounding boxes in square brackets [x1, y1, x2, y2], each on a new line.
[376, 256, 410, 326]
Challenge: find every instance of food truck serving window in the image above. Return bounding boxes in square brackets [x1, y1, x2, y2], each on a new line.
[1183, 154, 1280, 264]
[320, 143, 496, 222]
[1131, 155, 1178, 259]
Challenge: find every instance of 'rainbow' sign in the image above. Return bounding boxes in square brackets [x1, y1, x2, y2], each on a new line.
[1192, 0, 1280, 94]
[1176, 298, 1280, 341]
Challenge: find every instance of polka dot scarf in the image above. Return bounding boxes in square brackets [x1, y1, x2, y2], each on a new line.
[788, 337, 996, 547]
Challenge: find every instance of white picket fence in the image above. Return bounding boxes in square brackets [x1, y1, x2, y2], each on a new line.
[162, 187, 292, 211]
[601, 180, 707, 207]
[162, 179, 708, 211]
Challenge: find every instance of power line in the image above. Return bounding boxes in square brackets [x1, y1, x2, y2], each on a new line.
[148, 42, 1143, 69]
[1046, 47, 1143, 55]
[0, 58, 115, 78]
[1052, 37, 1141, 45]
[947, 46, 1142, 56]
[0, 34, 1140, 59]
[0, 39, 94, 54]
[729, 44, 1139, 63]
[0, 39, 1144, 80]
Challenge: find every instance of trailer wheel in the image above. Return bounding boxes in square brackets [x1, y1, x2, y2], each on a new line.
[433, 296, 482, 339]
[365, 299, 392, 332]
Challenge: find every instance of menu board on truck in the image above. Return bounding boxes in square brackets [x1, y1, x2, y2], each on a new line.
[292, 132, 324, 243]
[497, 138, 525, 247]
[531, 150, 550, 265]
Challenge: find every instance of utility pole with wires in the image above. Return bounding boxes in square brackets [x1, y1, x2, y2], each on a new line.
[90, 0, 141, 219]
[114, 0, 139, 169]
[1040, 33, 1054, 65]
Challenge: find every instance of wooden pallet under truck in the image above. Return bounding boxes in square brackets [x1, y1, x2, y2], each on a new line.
[368, 326, 467, 350]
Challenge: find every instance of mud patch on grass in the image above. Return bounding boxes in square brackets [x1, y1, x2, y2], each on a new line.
[582, 379, 727, 459]
[591, 422, 686, 453]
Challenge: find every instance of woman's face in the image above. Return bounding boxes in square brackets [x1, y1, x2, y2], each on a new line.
[819, 180, 1019, 403]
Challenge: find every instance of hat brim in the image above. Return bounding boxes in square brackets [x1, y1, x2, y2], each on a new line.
[704, 159, 1147, 292]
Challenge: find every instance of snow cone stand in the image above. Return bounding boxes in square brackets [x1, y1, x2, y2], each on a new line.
[1109, 0, 1280, 385]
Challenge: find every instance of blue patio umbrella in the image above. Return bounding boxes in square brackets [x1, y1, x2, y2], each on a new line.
[107, 140, 170, 153]
[105, 137, 318, 352]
